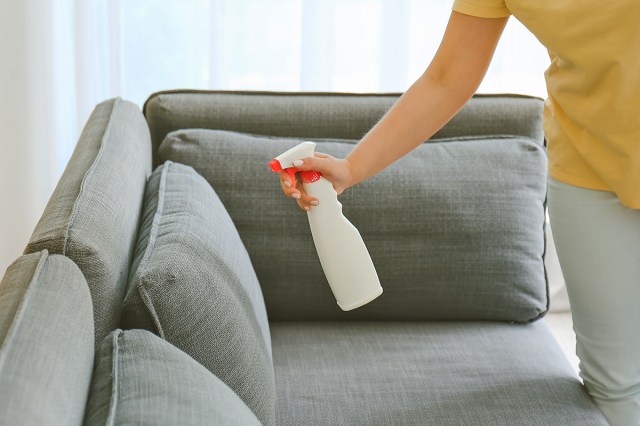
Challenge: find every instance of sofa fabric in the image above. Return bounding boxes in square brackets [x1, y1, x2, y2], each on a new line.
[84, 329, 262, 426]
[144, 90, 544, 167]
[24, 98, 152, 343]
[270, 320, 607, 426]
[0, 90, 608, 425]
[159, 129, 548, 322]
[121, 161, 275, 425]
[0, 251, 94, 426]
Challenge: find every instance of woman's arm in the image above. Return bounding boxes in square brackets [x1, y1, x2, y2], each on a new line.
[283, 11, 509, 209]
[347, 11, 509, 184]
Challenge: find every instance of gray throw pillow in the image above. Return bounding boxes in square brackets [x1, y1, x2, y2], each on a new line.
[121, 161, 275, 425]
[24, 98, 152, 343]
[159, 129, 548, 322]
[84, 329, 262, 426]
[0, 250, 94, 426]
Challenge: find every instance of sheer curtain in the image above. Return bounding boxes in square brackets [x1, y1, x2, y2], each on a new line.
[2, 0, 566, 310]
[0, 0, 124, 278]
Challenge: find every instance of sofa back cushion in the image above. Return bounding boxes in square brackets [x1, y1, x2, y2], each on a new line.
[144, 91, 544, 167]
[121, 161, 275, 425]
[159, 130, 548, 322]
[0, 250, 94, 426]
[25, 98, 152, 343]
[84, 329, 262, 426]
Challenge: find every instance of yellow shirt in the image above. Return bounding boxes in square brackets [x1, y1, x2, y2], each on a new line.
[452, 0, 640, 208]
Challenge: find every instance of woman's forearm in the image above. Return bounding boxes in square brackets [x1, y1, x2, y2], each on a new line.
[346, 72, 473, 185]
[286, 13, 506, 209]
[345, 11, 509, 186]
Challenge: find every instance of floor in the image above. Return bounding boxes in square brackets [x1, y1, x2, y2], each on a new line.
[543, 311, 580, 377]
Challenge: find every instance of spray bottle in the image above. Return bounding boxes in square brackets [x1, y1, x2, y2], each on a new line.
[269, 141, 383, 311]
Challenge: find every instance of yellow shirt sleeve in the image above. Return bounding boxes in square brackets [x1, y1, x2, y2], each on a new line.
[452, 0, 511, 18]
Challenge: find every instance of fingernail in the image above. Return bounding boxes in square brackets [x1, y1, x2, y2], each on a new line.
[283, 180, 291, 187]
[293, 160, 303, 167]
[311, 200, 319, 206]
[292, 192, 301, 199]
[304, 206, 310, 211]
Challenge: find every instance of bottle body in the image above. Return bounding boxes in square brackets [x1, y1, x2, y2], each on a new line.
[304, 177, 383, 310]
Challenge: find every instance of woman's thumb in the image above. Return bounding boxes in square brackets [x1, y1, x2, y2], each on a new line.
[294, 155, 328, 173]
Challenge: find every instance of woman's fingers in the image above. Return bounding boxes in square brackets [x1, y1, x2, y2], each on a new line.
[279, 171, 300, 198]
[294, 179, 319, 211]
[276, 151, 335, 211]
[279, 170, 319, 210]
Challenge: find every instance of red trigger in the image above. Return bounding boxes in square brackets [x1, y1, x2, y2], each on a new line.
[300, 170, 322, 183]
[284, 167, 298, 187]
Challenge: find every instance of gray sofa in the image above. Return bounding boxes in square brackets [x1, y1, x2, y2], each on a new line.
[0, 90, 607, 425]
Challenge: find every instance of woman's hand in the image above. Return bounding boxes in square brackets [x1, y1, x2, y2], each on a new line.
[279, 152, 355, 211]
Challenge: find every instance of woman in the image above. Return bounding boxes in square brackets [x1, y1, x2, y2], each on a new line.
[278, 2, 640, 425]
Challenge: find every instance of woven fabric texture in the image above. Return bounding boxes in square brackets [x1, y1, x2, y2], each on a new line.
[0, 251, 94, 426]
[24, 98, 152, 343]
[271, 320, 607, 426]
[84, 329, 262, 426]
[122, 161, 275, 425]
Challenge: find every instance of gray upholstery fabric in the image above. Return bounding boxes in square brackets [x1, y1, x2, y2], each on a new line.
[159, 130, 548, 322]
[270, 320, 607, 426]
[24, 98, 152, 343]
[0, 251, 94, 426]
[144, 90, 544, 167]
[121, 161, 275, 425]
[84, 329, 262, 426]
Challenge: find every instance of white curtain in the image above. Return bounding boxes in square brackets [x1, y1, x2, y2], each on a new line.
[1, 0, 567, 311]
[0, 0, 124, 278]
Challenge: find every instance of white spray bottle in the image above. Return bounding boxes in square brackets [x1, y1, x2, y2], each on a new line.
[269, 141, 383, 311]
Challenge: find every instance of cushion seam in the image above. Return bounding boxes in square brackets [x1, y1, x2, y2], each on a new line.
[0, 250, 49, 372]
[529, 191, 550, 322]
[105, 329, 121, 426]
[133, 161, 171, 337]
[136, 161, 170, 277]
[63, 98, 121, 256]
[138, 283, 165, 338]
[167, 129, 535, 145]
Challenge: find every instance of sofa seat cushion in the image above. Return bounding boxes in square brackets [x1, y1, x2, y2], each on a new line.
[24, 98, 152, 343]
[271, 320, 606, 426]
[121, 161, 275, 425]
[84, 329, 262, 425]
[0, 250, 94, 426]
[160, 129, 548, 322]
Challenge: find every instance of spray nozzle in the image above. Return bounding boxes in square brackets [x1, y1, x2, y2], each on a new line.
[269, 141, 322, 184]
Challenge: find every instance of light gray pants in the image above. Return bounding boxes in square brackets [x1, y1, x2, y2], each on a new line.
[548, 176, 640, 426]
